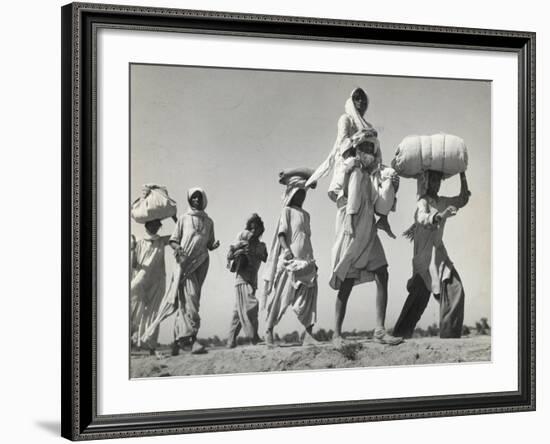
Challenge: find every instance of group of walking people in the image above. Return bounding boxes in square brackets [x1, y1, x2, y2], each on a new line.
[130, 87, 471, 358]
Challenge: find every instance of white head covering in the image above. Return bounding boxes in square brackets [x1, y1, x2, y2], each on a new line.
[306, 89, 381, 189]
[344, 87, 371, 131]
[282, 176, 308, 207]
[187, 187, 208, 211]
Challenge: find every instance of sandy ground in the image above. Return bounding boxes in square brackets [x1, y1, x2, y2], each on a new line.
[130, 335, 491, 378]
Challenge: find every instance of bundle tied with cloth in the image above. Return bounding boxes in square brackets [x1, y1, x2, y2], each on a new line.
[131, 184, 177, 223]
[391, 133, 469, 240]
[391, 133, 468, 179]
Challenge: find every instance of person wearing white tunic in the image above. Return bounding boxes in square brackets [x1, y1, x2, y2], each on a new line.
[141, 188, 220, 355]
[330, 153, 402, 346]
[306, 88, 401, 346]
[393, 171, 470, 338]
[262, 177, 319, 347]
[130, 219, 170, 358]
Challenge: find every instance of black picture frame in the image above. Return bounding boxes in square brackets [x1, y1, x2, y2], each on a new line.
[61, 2, 536, 440]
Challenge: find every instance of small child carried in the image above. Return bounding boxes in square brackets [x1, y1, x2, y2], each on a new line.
[335, 129, 399, 239]
[227, 229, 253, 273]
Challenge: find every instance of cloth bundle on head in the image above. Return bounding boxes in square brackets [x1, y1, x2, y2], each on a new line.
[279, 167, 315, 186]
[391, 133, 468, 179]
[131, 184, 177, 224]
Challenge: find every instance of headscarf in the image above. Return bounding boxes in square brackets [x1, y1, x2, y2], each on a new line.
[282, 176, 307, 207]
[305, 88, 380, 188]
[186, 187, 208, 213]
[345, 87, 371, 131]
[263, 175, 308, 294]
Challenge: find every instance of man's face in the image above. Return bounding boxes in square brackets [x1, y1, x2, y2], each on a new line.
[190, 192, 203, 210]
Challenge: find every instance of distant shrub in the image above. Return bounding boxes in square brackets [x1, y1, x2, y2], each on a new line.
[337, 342, 363, 361]
[475, 318, 491, 335]
[282, 331, 300, 344]
[313, 328, 330, 342]
[427, 323, 440, 337]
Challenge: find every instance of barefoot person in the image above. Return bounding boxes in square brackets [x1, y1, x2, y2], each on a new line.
[329, 144, 402, 346]
[226, 214, 268, 348]
[305, 88, 401, 346]
[393, 171, 470, 338]
[262, 174, 319, 347]
[142, 187, 220, 355]
[130, 219, 171, 358]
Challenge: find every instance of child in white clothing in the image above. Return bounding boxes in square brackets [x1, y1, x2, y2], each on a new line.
[332, 131, 399, 239]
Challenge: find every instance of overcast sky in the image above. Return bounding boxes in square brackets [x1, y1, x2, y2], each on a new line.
[130, 63, 491, 343]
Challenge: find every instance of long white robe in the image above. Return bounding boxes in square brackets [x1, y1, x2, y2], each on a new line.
[130, 234, 169, 348]
[330, 168, 387, 290]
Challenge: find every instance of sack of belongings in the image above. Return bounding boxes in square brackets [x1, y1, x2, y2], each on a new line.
[391, 133, 468, 179]
[279, 167, 315, 185]
[131, 184, 177, 223]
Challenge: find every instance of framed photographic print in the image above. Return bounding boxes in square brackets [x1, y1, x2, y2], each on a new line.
[61, 2, 536, 440]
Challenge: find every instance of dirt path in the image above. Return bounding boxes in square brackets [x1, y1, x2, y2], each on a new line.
[131, 335, 491, 378]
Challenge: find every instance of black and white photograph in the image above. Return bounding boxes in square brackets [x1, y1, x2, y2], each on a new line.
[129, 64, 491, 378]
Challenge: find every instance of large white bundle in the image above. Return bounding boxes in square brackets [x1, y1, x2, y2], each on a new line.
[391, 133, 468, 179]
[131, 184, 177, 224]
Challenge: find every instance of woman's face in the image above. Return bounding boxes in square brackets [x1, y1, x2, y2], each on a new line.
[352, 90, 368, 115]
[190, 192, 203, 210]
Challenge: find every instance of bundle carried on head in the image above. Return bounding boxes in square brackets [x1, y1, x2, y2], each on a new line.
[131, 184, 177, 224]
[391, 133, 468, 179]
[278, 167, 315, 186]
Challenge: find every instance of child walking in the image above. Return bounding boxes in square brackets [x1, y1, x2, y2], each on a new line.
[226, 214, 268, 348]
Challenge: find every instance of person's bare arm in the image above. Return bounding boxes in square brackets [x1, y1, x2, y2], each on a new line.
[260, 243, 268, 262]
[441, 172, 471, 209]
[207, 221, 220, 251]
[278, 233, 293, 260]
[416, 198, 439, 227]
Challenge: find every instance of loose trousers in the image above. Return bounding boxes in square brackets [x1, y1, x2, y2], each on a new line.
[393, 268, 465, 338]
